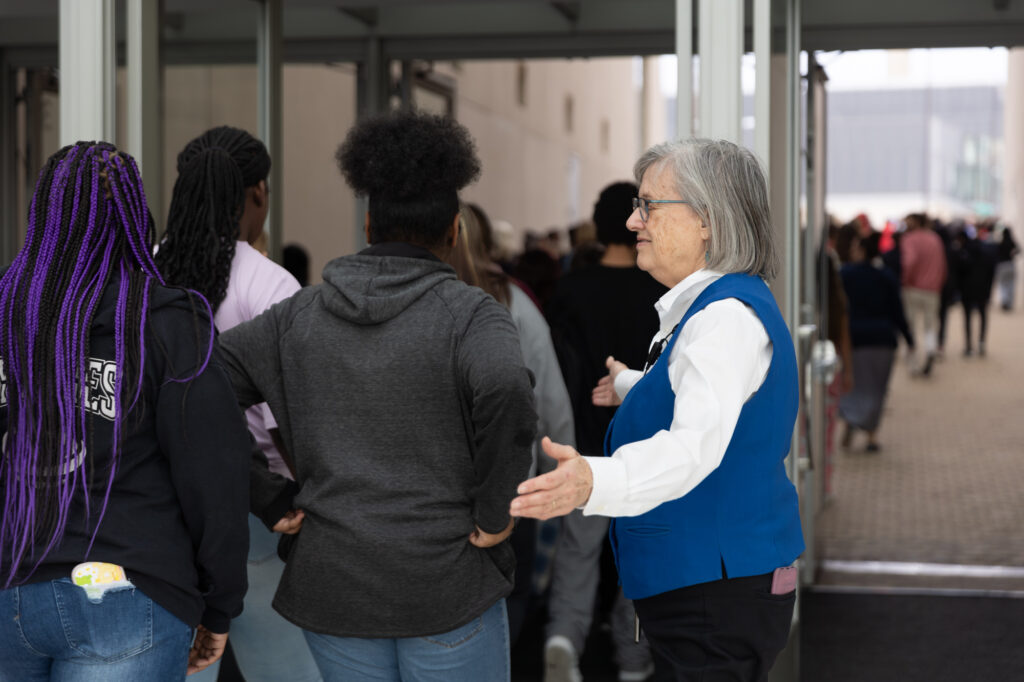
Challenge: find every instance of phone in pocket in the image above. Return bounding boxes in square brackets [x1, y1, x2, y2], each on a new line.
[770, 565, 797, 595]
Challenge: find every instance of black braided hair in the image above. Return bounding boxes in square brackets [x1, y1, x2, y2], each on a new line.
[156, 126, 271, 312]
[336, 111, 481, 249]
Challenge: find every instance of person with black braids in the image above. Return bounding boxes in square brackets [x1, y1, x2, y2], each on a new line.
[216, 111, 537, 682]
[0, 142, 251, 680]
[156, 126, 319, 682]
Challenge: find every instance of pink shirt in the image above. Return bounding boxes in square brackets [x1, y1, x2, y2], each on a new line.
[900, 229, 947, 293]
[214, 241, 302, 478]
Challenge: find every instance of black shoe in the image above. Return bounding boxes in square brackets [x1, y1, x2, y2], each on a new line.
[921, 354, 934, 376]
[964, 348, 973, 357]
[865, 443, 881, 453]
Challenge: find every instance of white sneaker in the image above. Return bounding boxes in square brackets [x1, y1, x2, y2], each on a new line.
[544, 635, 583, 682]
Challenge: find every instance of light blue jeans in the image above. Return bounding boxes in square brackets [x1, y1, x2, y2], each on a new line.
[303, 599, 509, 682]
[0, 578, 192, 681]
[190, 514, 321, 682]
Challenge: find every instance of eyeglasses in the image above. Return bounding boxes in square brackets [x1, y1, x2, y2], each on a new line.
[632, 197, 690, 222]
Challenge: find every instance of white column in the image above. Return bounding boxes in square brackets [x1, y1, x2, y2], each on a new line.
[258, 0, 284, 262]
[59, 0, 115, 146]
[784, 0, 801, 347]
[754, 0, 772, 171]
[675, 0, 693, 139]
[1004, 49, 1024, 235]
[698, 0, 742, 142]
[642, 57, 668, 149]
[126, 0, 163, 226]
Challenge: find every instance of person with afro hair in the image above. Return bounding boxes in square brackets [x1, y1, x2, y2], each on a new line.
[217, 110, 537, 681]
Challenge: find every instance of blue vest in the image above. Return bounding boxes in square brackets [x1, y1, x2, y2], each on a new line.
[605, 273, 805, 600]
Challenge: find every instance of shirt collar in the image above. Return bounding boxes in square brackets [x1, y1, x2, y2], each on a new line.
[654, 268, 723, 335]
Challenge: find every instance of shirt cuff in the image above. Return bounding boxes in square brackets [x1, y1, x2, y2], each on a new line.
[581, 455, 628, 517]
[614, 369, 642, 401]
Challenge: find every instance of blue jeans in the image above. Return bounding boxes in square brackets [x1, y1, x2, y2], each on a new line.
[304, 599, 509, 682]
[190, 515, 321, 682]
[0, 578, 192, 681]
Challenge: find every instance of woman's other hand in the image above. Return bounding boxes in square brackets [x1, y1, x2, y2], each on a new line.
[509, 437, 593, 520]
[592, 356, 628, 407]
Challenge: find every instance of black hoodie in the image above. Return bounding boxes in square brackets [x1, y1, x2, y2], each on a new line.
[2, 278, 251, 633]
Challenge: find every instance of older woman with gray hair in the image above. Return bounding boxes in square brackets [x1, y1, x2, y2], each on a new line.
[512, 138, 804, 682]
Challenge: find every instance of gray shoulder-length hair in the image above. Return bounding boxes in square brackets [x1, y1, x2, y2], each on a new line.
[634, 138, 778, 281]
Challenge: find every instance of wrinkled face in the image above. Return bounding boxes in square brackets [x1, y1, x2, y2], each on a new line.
[627, 163, 709, 288]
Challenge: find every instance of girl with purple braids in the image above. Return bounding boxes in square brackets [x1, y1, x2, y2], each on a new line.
[0, 141, 252, 680]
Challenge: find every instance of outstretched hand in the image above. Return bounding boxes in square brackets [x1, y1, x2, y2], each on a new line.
[592, 355, 628, 407]
[509, 437, 593, 520]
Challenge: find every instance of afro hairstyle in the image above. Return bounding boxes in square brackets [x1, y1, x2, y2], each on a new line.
[593, 181, 639, 246]
[337, 110, 481, 249]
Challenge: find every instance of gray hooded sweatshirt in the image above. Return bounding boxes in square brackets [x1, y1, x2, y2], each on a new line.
[218, 243, 537, 638]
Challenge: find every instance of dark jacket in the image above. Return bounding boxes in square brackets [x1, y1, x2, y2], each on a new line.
[840, 262, 914, 349]
[957, 239, 998, 306]
[3, 280, 251, 633]
[545, 264, 665, 456]
[218, 243, 537, 638]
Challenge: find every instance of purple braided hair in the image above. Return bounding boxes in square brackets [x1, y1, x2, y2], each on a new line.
[0, 142, 211, 587]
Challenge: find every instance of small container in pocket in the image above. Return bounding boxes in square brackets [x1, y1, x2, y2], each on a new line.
[71, 562, 133, 601]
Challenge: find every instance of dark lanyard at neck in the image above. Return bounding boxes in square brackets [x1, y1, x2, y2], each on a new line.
[643, 323, 680, 374]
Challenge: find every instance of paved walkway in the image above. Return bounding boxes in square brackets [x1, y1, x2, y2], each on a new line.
[814, 301, 1024, 589]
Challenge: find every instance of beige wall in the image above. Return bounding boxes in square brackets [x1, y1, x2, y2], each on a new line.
[161, 63, 358, 284]
[156, 57, 641, 282]
[450, 58, 640, 246]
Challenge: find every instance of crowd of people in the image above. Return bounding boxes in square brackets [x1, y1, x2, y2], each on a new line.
[823, 211, 1017, 457]
[0, 113, 805, 682]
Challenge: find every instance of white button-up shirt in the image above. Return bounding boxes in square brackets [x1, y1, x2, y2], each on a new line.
[582, 269, 773, 518]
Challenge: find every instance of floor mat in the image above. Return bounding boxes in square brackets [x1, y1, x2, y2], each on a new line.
[800, 589, 1024, 682]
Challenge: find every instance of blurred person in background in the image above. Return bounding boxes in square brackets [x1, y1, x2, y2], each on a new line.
[953, 227, 998, 357]
[283, 243, 311, 287]
[820, 219, 854, 491]
[995, 226, 1019, 312]
[839, 231, 914, 453]
[542, 181, 665, 682]
[449, 201, 576, 647]
[900, 213, 946, 376]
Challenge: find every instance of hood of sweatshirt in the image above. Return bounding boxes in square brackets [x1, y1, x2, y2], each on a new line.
[320, 243, 458, 325]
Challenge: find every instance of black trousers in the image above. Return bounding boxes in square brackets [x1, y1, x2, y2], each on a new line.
[506, 517, 537, 647]
[634, 572, 795, 682]
[962, 300, 988, 351]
